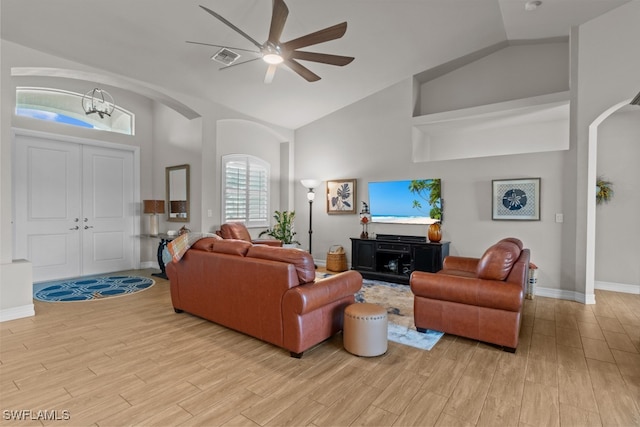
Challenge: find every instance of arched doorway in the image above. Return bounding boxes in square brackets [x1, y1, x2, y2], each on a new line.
[586, 98, 638, 300]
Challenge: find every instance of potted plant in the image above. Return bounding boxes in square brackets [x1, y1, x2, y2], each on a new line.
[259, 210, 300, 246]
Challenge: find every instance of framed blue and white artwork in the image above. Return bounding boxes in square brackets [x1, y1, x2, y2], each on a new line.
[492, 178, 541, 221]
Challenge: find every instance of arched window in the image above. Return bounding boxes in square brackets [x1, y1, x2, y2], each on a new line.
[15, 87, 135, 135]
[222, 154, 270, 227]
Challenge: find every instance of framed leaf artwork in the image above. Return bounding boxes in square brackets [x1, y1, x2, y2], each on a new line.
[326, 179, 357, 214]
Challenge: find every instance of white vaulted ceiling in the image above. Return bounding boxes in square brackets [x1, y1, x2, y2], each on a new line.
[0, 0, 630, 129]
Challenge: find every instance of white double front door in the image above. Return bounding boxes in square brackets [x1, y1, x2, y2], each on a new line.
[13, 132, 137, 282]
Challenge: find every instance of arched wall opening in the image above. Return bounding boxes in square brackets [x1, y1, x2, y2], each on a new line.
[586, 98, 638, 300]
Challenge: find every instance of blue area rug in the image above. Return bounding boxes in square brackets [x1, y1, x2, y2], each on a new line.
[34, 275, 155, 302]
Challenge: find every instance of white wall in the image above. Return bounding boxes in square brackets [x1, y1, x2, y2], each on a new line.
[0, 40, 156, 318]
[217, 119, 285, 237]
[151, 103, 202, 241]
[295, 77, 566, 292]
[294, 12, 640, 302]
[0, 39, 294, 318]
[571, 0, 640, 301]
[595, 109, 640, 288]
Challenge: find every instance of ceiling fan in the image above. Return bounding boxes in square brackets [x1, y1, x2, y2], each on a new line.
[188, 0, 354, 83]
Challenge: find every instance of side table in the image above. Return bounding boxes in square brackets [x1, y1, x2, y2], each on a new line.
[142, 234, 176, 279]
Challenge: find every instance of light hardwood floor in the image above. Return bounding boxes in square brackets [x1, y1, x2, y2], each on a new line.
[1, 269, 639, 426]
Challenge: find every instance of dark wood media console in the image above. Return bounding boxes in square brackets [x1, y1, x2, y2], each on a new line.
[350, 234, 449, 285]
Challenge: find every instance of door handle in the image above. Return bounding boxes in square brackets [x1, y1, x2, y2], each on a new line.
[69, 226, 79, 230]
[84, 225, 94, 230]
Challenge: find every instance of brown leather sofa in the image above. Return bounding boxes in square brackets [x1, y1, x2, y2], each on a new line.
[216, 222, 282, 246]
[166, 237, 362, 357]
[410, 238, 530, 352]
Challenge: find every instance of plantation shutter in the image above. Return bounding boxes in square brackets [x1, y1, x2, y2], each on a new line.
[223, 155, 269, 226]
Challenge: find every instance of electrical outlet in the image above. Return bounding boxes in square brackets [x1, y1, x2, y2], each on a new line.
[555, 213, 563, 223]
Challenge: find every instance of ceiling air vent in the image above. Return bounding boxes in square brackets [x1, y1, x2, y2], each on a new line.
[211, 48, 240, 66]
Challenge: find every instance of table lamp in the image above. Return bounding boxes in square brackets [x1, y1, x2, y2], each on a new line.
[143, 200, 165, 236]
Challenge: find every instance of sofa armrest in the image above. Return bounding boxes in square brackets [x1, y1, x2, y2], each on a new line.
[411, 271, 522, 312]
[251, 239, 283, 247]
[443, 256, 479, 273]
[283, 270, 362, 315]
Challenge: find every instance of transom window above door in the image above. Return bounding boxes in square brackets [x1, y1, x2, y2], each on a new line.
[15, 87, 135, 135]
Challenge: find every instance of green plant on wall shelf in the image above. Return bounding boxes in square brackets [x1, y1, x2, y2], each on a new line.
[596, 176, 614, 205]
[259, 210, 300, 245]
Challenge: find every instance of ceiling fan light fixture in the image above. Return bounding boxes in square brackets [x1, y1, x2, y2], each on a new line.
[263, 53, 284, 65]
[195, 1, 353, 82]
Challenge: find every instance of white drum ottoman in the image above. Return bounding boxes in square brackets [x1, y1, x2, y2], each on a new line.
[343, 303, 388, 357]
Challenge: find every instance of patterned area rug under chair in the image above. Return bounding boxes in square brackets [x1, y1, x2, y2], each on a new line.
[318, 273, 444, 351]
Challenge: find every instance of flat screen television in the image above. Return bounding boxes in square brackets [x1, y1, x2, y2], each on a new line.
[367, 179, 442, 224]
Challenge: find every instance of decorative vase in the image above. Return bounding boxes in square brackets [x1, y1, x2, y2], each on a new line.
[428, 223, 442, 243]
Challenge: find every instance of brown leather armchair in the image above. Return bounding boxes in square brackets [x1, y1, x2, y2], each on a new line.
[216, 222, 282, 247]
[410, 238, 530, 352]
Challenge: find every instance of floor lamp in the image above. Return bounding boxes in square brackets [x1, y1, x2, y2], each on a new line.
[300, 179, 322, 255]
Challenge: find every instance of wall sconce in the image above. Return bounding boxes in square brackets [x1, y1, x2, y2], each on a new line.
[143, 200, 165, 236]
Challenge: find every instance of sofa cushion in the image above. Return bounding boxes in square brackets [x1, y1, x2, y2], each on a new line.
[476, 241, 521, 281]
[437, 268, 476, 279]
[208, 239, 252, 256]
[219, 222, 252, 241]
[246, 245, 316, 284]
[190, 236, 223, 252]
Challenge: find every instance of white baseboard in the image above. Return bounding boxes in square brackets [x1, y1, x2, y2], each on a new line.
[0, 304, 35, 322]
[534, 286, 595, 304]
[595, 280, 640, 295]
[140, 261, 158, 269]
[531, 281, 639, 304]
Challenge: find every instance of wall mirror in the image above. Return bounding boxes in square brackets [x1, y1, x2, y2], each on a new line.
[166, 164, 190, 222]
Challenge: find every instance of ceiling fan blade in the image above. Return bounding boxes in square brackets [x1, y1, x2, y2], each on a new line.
[264, 64, 278, 84]
[284, 59, 321, 82]
[199, 5, 263, 49]
[289, 50, 354, 66]
[268, 0, 289, 44]
[281, 22, 348, 51]
[186, 41, 260, 54]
